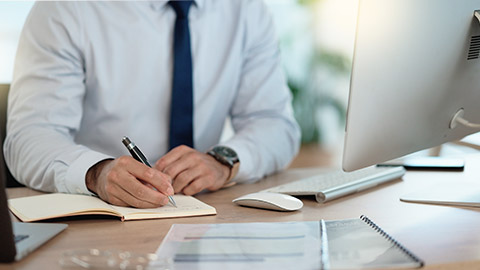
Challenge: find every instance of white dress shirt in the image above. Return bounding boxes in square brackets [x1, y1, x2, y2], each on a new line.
[5, 0, 300, 195]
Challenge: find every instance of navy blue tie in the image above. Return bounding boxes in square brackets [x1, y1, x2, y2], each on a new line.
[169, 0, 194, 150]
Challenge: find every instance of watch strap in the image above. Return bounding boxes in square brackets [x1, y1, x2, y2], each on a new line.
[207, 146, 240, 185]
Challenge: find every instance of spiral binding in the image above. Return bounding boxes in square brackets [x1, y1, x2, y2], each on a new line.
[360, 215, 424, 267]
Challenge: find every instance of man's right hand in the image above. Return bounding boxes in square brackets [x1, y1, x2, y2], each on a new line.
[85, 156, 174, 208]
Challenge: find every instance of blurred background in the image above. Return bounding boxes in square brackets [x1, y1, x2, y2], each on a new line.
[0, 1, 34, 83]
[266, 0, 357, 167]
[1, 0, 478, 169]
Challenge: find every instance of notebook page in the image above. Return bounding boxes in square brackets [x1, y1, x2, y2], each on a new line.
[8, 193, 116, 222]
[111, 195, 216, 220]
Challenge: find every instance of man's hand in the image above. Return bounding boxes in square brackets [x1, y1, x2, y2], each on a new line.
[154, 145, 230, 195]
[86, 156, 174, 208]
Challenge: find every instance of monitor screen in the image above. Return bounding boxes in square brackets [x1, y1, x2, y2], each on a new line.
[343, 0, 480, 171]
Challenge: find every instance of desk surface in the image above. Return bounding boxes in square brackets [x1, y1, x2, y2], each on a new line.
[4, 154, 480, 270]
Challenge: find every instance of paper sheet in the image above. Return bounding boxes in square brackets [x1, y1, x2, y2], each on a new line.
[153, 221, 327, 270]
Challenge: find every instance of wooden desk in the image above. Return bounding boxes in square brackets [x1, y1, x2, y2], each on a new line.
[3, 154, 480, 270]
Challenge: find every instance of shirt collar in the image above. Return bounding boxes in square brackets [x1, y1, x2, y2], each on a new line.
[151, 0, 204, 11]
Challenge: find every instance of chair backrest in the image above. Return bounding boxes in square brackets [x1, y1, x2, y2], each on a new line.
[0, 145, 16, 262]
[0, 84, 8, 142]
[0, 84, 23, 187]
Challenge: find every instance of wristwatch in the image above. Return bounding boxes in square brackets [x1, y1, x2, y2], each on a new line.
[207, 145, 240, 183]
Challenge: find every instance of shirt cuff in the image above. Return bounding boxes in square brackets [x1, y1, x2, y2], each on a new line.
[64, 151, 114, 195]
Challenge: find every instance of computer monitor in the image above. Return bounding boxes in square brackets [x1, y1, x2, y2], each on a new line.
[343, 0, 480, 172]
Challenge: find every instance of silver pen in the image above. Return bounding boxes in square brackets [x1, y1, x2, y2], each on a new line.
[122, 136, 177, 207]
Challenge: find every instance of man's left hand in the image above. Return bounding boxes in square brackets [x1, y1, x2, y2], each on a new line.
[154, 145, 230, 195]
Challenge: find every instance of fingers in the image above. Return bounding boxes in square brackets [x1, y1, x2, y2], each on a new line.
[155, 146, 198, 193]
[180, 165, 228, 195]
[155, 146, 231, 195]
[172, 165, 203, 193]
[108, 191, 162, 209]
[106, 195, 129, 207]
[155, 145, 192, 173]
[107, 166, 170, 207]
[110, 188, 167, 209]
[95, 156, 174, 208]
[181, 178, 205, 195]
[117, 156, 174, 197]
[163, 152, 198, 182]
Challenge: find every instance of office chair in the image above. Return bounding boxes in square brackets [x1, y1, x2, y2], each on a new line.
[0, 84, 23, 187]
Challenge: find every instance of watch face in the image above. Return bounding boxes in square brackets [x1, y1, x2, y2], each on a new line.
[215, 146, 237, 159]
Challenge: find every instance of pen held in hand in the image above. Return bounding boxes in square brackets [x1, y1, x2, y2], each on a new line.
[122, 136, 177, 208]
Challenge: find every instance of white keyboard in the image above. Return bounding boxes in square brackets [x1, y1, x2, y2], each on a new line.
[262, 166, 406, 203]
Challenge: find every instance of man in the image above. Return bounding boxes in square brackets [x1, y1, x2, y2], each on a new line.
[5, 0, 300, 208]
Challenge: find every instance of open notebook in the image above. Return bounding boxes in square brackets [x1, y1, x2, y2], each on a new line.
[8, 193, 216, 222]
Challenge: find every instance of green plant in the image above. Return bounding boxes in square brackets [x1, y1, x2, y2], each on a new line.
[279, 0, 351, 144]
[289, 49, 350, 143]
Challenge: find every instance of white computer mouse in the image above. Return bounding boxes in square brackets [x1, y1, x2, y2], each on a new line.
[232, 192, 303, 211]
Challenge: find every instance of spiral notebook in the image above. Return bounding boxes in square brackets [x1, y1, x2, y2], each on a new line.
[326, 216, 423, 269]
[153, 216, 423, 270]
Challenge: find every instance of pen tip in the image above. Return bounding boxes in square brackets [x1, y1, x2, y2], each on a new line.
[169, 196, 177, 208]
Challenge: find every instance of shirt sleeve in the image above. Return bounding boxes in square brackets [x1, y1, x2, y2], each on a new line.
[222, 0, 301, 183]
[4, 2, 113, 194]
